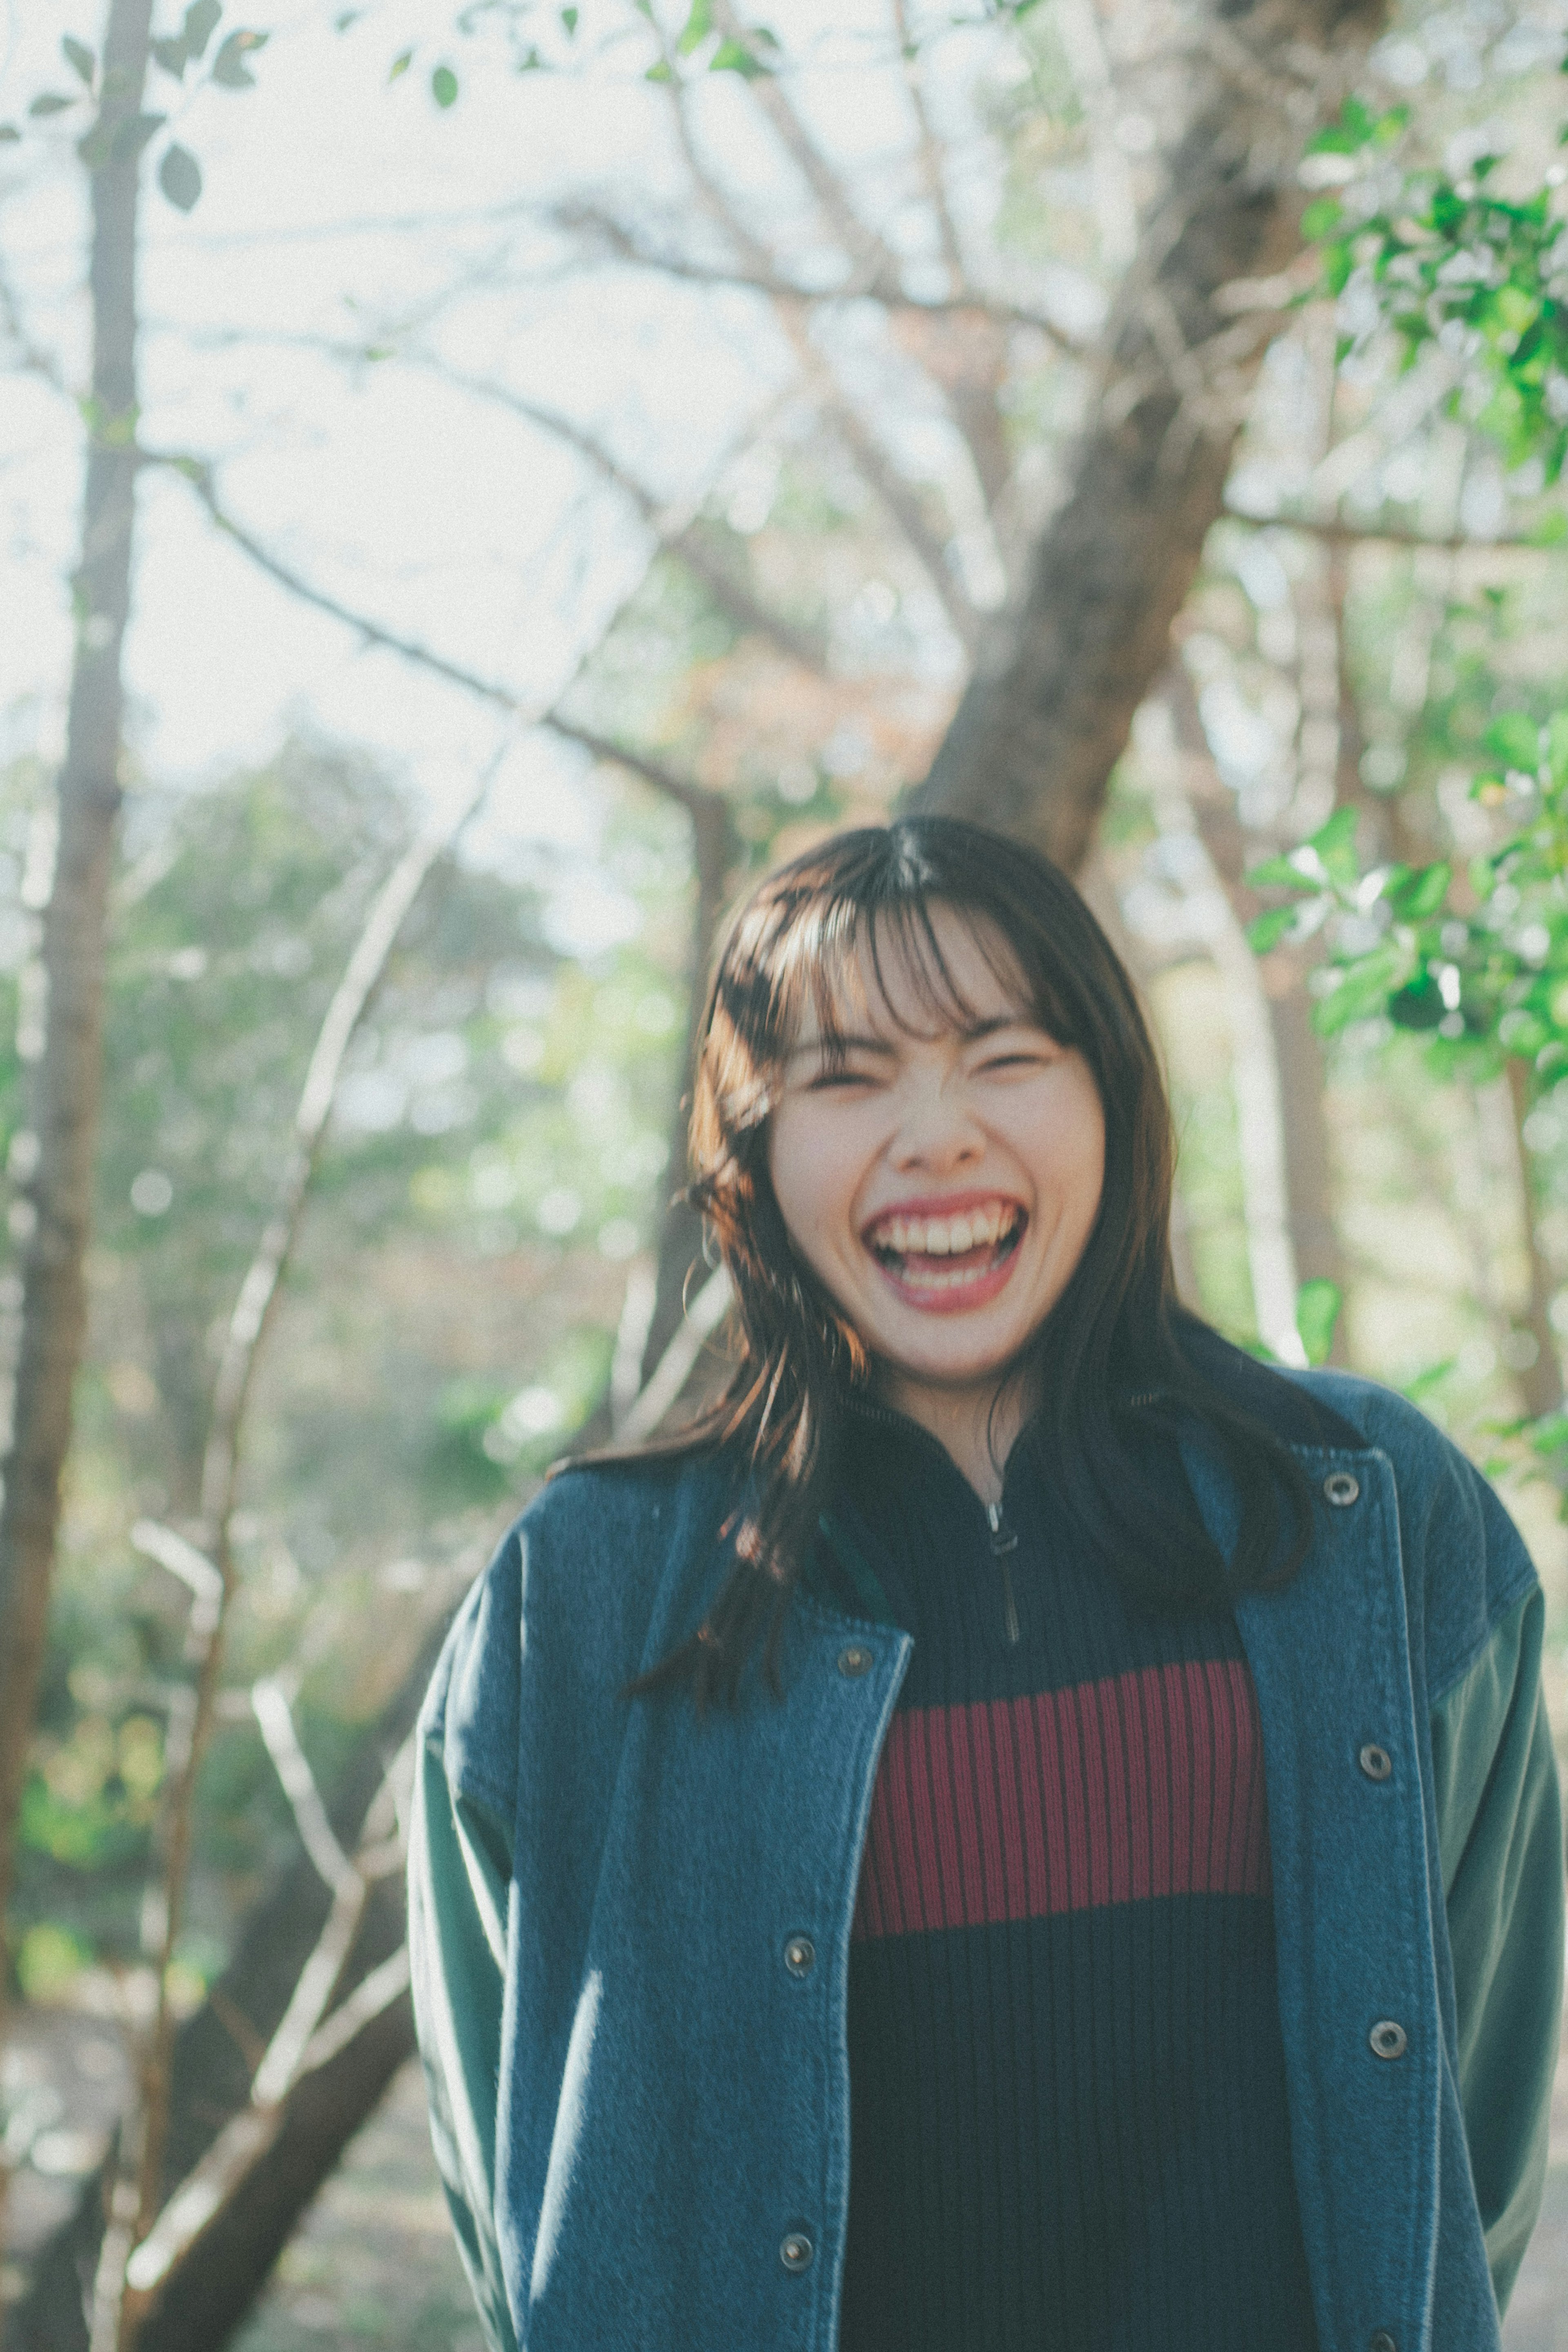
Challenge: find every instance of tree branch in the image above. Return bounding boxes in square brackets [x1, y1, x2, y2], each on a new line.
[710, 0, 904, 294]
[1222, 502, 1555, 552]
[429, 366, 830, 671]
[891, 0, 968, 290]
[152, 457, 725, 818]
[555, 201, 1085, 348]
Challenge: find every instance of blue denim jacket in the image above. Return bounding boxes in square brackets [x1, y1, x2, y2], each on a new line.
[408, 1371, 1564, 2352]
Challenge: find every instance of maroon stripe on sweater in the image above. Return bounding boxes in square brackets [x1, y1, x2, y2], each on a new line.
[851, 1659, 1270, 1940]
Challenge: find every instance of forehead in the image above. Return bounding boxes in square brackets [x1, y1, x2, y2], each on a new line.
[790, 901, 1034, 1046]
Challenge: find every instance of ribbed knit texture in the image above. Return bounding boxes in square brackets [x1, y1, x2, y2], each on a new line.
[822, 1383, 1321, 2352]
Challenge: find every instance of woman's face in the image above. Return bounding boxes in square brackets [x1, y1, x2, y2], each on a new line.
[767, 905, 1105, 1430]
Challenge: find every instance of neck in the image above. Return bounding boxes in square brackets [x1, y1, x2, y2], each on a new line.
[872, 1369, 1034, 1506]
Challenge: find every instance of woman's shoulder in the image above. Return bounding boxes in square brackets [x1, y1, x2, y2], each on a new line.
[419, 1443, 744, 1774]
[1178, 1324, 1539, 1680]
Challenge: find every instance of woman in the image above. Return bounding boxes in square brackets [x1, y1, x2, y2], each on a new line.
[408, 818, 1563, 2352]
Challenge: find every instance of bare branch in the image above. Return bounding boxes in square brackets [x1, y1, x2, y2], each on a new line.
[1223, 502, 1554, 552]
[616, 1267, 733, 1445]
[432, 367, 829, 671]
[129, 1520, 222, 1643]
[662, 83, 982, 651]
[557, 202, 1083, 347]
[154, 457, 725, 818]
[710, 0, 904, 292]
[296, 1945, 411, 2076]
[251, 1681, 361, 1901]
[1052, 0, 1140, 274]
[107, 740, 508, 2346]
[891, 0, 967, 290]
[541, 716, 723, 820]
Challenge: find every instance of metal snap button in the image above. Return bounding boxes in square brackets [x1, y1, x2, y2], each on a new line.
[784, 1935, 815, 1978]
[1369, 2019, 1408, 2061]
[1370, 2333, 1397, 2352]
[1323, 1471, 1360, 1507]
[837, 1644, 873, 1677]
[780, 2231, 814, 2272]
[1359, 1743, 1392, 1782]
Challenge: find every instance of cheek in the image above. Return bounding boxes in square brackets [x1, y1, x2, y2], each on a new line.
[1030, 1078, 1105, 1225]
[769, 1103, 867, 1269]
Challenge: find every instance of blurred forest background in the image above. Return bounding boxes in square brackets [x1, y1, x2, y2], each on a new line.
[2, 0, 1568, 2345]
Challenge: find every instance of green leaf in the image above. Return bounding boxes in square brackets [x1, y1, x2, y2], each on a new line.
[29, 92, 77, 116]
[1387, 974, 1446, 1030]
[115, 110, 166, 161]
[1323, 243, 1354, 298]
[389, 47, 412, 80]
[1246, 906, 1299, 954]
[158, 140, 202, 211]
[710, 36, 771, 74]
[676, 0, 713, 54]
[1245, 849, 1307, 890]
[183, 0, 223, 58]
[1306, 804, 1361, 887]
[644, 58, 674, 80]
[1526, 510, 1568, 546]
[1483, 711, 1540, 773]
[211, 29, 267, 87]
[1386, 862, 1451, 920]
[431, 63, 459, 105]
[1301, 198, 1343, 241]
[0, 124, 20, 142]
[1493, 284, 1539, 336]
[1400, 1357, 1457, 1404]
[1294, 1278, 1341, 1367]
[561, 5, 579, 30]
[150, 36, 189, 78]
[1546, 708, 1568, 788]
[62, 35, 95, 85]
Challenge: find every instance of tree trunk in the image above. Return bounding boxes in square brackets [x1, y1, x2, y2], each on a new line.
[0, 0, 153, 1993]
[912, 0, 1386, 867]
[635, 796, 736, 1395]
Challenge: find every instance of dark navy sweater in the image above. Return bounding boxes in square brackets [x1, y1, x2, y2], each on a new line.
[817, 1360, 1335, 2352]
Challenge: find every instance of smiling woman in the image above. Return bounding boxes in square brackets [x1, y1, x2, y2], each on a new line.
[408, 819, 1563, 2352]
[768, 905, 1105, 1493]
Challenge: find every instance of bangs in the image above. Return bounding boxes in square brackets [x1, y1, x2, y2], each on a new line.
[702, 824, 1101, 1145]
[766, 894, 1076, 1075]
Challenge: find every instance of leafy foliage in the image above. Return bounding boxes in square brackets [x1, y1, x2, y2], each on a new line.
[1304, 94, 1568, 480]
[1246, 721, 1568, 1093]
[2, 1, 266, 210]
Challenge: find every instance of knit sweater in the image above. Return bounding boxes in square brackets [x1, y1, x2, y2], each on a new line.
[816, 1378, 1334, 2352]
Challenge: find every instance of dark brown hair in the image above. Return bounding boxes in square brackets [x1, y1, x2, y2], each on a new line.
[612, 817, 1310, 1706]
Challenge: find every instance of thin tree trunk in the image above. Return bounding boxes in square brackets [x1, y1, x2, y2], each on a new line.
[636, 795, 736, 1390]
[0, 0, 153, 2026]
[1502, 1060, 1563, 1421]
[913, 0, 1386, 863]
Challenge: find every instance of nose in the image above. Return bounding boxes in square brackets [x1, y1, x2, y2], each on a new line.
[888, 1075, 984, 1173]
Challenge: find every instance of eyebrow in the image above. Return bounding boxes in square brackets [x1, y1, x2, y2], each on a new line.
[786, 1014, 1034, 1064]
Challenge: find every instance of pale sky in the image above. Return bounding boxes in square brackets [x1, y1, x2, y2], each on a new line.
[0, 0, 1002, 873]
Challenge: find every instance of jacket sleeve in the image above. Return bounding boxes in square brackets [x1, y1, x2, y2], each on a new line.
[1430, 1578, 1565, 2314]
[408, 1718, 519, 2352]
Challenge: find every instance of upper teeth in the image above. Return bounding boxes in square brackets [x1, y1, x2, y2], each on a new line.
[872, 1204, 1017, 1256]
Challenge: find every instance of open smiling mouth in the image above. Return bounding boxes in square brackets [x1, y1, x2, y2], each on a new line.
[863, 1201, 1026, 1300]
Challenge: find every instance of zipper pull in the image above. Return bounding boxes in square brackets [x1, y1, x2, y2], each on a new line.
[987, 1503, 1020, 1646]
